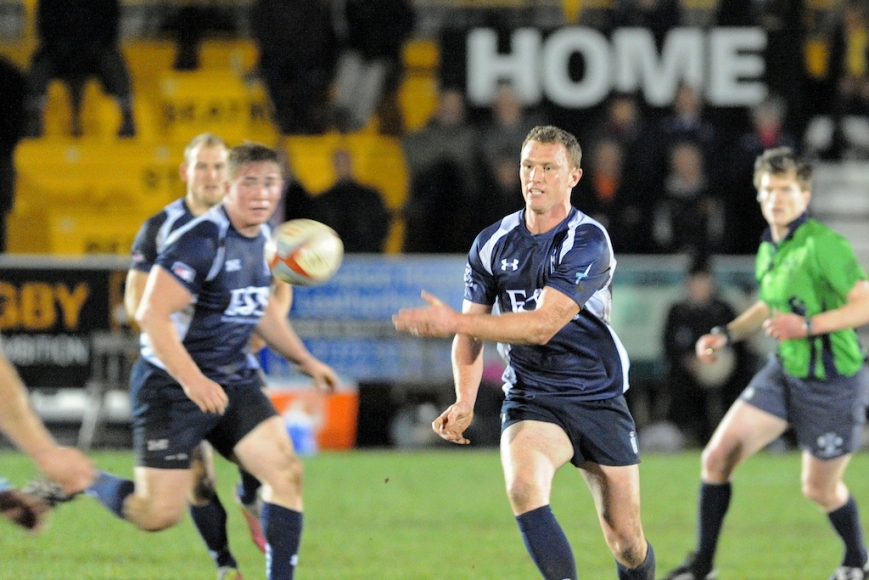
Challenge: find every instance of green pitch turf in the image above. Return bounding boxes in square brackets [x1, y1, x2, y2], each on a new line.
[2, 448, 868, 579]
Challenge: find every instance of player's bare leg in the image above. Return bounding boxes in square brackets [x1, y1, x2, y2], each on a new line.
[501, 420, 577, 580]
[235, 415, 305, 579]
[188, 442, 244, 576]
[803, 452, 869, 577]
[663, 401, 787, 580]
[125, 467, 193, 531]
[581, 462, 654, 577]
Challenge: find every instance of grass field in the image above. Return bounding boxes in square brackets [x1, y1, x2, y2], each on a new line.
[2, 448, 869, 579]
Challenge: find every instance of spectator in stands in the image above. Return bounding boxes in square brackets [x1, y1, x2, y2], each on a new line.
[804, 1, 869, 161]
[582, 93, 652, 191]
[478, 82, 547, 185]
[251, 0, 337, 135]
[653, 141, 724, 256]
[160, 3, 238, 71]
[24, 0, 136, 138]
[0, 57, 26, 253]
[330, 0, 415, 135]
[575, 137, 649, 254]
[309, 148, 392, 253]
[478, 149, 524, 232]
[401, 87, 479, 253]
[660, 258, 748, 447]
[276, 143, 315, 226]
[652, 84, 721, 185]
[725, 94, 798, 254]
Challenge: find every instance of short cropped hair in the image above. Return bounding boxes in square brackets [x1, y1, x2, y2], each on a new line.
[227, 142, 281, 179]
[753, 147, 812, 191]
[523, 125, 582, 168]
[183, 133, 227, 165]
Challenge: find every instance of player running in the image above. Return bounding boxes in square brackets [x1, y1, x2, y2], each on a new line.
[125, 133, 287, 578]
[393, 125, 655, 580]
[73, 142, 337, 580]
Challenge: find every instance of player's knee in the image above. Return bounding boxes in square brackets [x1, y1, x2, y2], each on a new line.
[801, 479, 837, 508]
[189, 474, 217, 505]
[700, 444, 735, 481]
[126, 496, 185, 532]
[267, 449, 305, 496]
[505, 478, 540, 512]
[604, 529, 646, 568]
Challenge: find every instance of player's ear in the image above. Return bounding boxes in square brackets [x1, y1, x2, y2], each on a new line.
[571, 167, 583, 186]
[179, 162, 189, 183]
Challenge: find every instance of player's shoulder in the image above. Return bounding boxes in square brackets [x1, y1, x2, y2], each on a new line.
[164, 204, 226, 247]
[802, 218, 855, 251]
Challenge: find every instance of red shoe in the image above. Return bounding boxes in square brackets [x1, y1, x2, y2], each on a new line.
[234, 489, 266, 553]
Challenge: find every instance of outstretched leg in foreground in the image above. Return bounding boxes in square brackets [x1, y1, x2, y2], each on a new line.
[87, 465, 191, 531]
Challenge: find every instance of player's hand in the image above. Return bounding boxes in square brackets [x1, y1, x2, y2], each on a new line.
[762, 310, 805, 341]
[392, 291, 456, 338]
[432, 401, 474, 445]
[33, 447, 95, 495]
[182, 376, 229, 414]
[300, 358, 339, 393]
[696, 333, 727, 362]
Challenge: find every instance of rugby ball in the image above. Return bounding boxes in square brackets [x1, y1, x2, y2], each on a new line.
[265, 219, 343, 286]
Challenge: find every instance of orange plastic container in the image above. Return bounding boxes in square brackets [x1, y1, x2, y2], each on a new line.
[267, 387, 359, 451]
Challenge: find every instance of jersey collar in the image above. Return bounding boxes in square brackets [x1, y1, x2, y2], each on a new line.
[761, 211, 809, 246]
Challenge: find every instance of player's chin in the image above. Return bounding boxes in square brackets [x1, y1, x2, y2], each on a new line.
[248, 208, 273, 222]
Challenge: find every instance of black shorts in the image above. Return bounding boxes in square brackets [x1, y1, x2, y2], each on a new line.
[741, 356, 869, 459]
[130, 358, 279, 469]
[501, 394, 640, 467]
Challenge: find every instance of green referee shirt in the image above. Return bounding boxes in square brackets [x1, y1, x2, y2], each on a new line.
[756, 213, 868, 379]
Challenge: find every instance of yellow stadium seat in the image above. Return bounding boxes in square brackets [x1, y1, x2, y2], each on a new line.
[15, 138, 182, 215]
[198, 38, 259, 72]
[154, 70, 276, 142]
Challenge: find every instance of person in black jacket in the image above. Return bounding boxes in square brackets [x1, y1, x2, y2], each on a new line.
[330, 0, 415, 134]
[24, 0, 136, 138]
[310, 148, 392, 252]
[0, 57, 26, 252]
[660, 258, 749, 446]
[251, 0, 337, 135]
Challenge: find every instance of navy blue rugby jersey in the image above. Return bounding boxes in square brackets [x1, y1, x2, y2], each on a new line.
[465, 207, 630, 401]
[144, 204, 274, 387]
[129, 198, 193, 273]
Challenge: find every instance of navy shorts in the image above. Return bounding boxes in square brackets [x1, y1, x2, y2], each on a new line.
[130, 358, 279, 469]
[501, 394, 640, 467]
[741, 355, 869, 459]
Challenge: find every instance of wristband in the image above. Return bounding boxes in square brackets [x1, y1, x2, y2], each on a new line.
[710, 325, 733, 345]
[803, 316, 813, 338]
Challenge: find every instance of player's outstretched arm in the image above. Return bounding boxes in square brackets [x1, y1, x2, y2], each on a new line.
[255, 296, 339, 392]
[0, 352, 94, 494]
